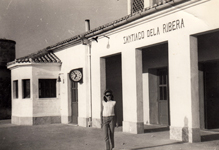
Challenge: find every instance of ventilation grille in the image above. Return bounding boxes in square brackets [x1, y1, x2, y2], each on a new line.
[132, 0, 144, 13]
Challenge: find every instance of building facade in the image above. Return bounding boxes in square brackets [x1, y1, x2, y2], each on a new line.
[7, 0, 219, 143]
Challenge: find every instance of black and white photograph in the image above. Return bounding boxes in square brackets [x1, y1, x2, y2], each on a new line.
[0, 0, 219, 149]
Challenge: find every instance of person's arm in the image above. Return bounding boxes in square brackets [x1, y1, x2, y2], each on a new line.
[100, 100, 103, 128]
[114, 103, 119, 127]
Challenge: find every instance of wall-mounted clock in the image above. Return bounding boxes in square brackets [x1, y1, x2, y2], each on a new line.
[69, 68, 83, 82]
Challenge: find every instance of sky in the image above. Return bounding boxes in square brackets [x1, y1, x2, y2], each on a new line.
[0, 0, 127, 58]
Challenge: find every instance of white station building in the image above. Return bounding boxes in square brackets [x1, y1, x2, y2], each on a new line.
[7, 0, 219, 143]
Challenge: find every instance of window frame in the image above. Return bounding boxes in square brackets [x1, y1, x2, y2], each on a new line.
[39, 79, 57, 98]
[132, 0, 144, 14]
[158, 69, 168, 101]
[22, 79, 30, 99]
[13, 80, 18, 99]
[71, 81, 78, 103]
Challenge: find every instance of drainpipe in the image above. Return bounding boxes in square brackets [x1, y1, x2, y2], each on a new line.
[85, 19, 92, 127]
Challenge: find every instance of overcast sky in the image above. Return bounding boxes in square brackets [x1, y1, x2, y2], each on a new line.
[0, 0, 127, 58]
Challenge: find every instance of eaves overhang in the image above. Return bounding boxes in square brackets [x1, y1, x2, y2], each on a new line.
[7, 51, 62, 69]
[7, 62, 61, 70]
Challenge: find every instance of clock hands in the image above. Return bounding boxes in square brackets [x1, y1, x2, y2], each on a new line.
[73, 73, 77, 79]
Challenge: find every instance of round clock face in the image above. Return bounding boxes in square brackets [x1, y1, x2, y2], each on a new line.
[70, 69, 82, 82]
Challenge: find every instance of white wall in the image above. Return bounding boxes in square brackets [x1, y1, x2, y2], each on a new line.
[55, 44, 91, 126]
[90, 0, 219, 135]
[32, 64, 61, 117]
[11, 65, 33, 117]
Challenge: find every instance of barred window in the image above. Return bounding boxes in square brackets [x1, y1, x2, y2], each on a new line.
[39, 79, 56, 98]
[132, 0, 144, 13]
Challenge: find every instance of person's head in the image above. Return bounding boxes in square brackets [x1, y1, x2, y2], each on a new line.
[104, 89, 114, 102]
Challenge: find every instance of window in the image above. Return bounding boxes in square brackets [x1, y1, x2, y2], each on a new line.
[71, 81, 78, 103]
[22, 79, 30, 98]
[158, 69, 168, 100]
[132, 0, 144, 13]
[131, 0, 164, 13]
[13, 80, 18, 98]
[39, 79, 56, 98]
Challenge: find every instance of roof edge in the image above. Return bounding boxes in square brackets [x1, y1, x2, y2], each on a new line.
[16, 0, 195, 60]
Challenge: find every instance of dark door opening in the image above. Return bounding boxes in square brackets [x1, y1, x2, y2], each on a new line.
[204, 62, 219, 129]
[105, 54, 123, 126]
[71, 81, 78, 124]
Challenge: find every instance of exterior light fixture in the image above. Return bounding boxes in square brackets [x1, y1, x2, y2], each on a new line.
[58, 73, 64, 83]
[107, 40, 110, 49]
[103, 35, 110, 49]
[58, 75, 61, 82]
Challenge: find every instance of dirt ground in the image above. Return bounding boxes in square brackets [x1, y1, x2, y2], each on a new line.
[0, 120, 219, 150]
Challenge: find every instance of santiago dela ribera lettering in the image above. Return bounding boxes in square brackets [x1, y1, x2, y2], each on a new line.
[123, 18, 185, 44]
[123, 31, 144, 44]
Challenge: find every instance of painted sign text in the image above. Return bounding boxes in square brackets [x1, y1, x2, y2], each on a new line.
[123, 18, 185, 44]
[123, 31, 144, 44]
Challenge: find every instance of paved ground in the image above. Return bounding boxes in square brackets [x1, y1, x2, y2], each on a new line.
[0, 120, 219, 150]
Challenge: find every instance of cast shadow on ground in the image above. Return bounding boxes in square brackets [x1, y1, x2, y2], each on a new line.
[144, 126, 169, 133]
[201, 133, 219, 142]
[127, 141, 184, 150]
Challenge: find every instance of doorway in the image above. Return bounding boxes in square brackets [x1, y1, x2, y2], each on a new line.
[71, 81, 78, 124]
[149, 68, 170, 126]
[204, 61, 219, 129]
[105, 54, 123, 126]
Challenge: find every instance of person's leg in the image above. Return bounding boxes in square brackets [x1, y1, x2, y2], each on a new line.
[103, 117, 110, 150]
[109, 116, 115, 149]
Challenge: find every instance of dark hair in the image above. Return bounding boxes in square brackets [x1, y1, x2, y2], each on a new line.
[103, 89, 114, 102]
[104, 89, 112, 95]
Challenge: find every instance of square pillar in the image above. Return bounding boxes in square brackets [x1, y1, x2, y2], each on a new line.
[78, 45, 92, 127]
[169, 36, 200, 143]
[60, 73, 71, 124]
[122, 49, 144, 134]
[91, 57, 106, 128]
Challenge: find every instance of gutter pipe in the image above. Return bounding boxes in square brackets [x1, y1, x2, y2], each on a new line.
[85, 19, 92, 127]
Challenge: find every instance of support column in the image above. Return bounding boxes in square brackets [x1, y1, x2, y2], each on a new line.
[60, 73, 70, 124]
[91, 57, 106, 128]
[78, 45, 92, 127]
[169, 36, 200, 143]
[122, 49, 144, 134]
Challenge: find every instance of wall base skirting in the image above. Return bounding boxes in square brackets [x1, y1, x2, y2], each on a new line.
[12, 116, 33, 125]
[92, 118, 101, 128]
[123, 121, 144, 134]
[170, 126, 201, 143]
[33, 116, 61, 125]
[12, 116, 61, 125]
[61, 116, 71, 124]
[78, 117, 89, 127]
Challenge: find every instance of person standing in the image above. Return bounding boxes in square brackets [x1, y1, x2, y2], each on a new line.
[101, 89, 118, 150]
